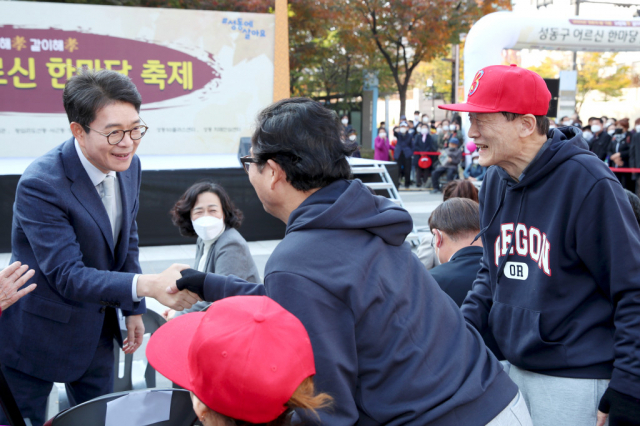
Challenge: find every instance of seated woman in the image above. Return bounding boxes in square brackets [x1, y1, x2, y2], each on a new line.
[147, 295, 332, 426]
[164, 181, 261, 320]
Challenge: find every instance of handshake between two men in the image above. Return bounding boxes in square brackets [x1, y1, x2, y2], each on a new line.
[136, 263, 204, 311]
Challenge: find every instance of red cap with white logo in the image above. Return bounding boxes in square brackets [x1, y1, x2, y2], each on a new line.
[146, 296, 316, 423]
[439, 64, 551, 116]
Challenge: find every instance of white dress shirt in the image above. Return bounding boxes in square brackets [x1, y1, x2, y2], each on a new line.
[74, 139, 141, 303]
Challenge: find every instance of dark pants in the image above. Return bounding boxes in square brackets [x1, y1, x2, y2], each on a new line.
[432, 166, 457, 191]
[415, 166, 431, 187]
[396, 152, 412, 188]
[0, 313, 116, 426]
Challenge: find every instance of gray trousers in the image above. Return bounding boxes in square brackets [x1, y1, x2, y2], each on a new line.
[507, 364, 609, 426]
[486, 391, 533, 426]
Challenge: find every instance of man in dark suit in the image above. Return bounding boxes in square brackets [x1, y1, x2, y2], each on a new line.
[393, 121, 414, 188]
[428, 197, 503, 359]
[0, 69, 197, 426]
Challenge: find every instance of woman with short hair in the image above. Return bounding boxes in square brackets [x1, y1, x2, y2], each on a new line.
[164, 181, 261, 320]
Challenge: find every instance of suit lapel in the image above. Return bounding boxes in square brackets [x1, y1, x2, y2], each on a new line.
[62, 138, 115, 255]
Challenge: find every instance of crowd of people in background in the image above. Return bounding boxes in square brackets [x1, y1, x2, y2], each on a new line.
[571, 114, 640, 196]
[348, 109, 640, 198]
[370, 110, 488, 191]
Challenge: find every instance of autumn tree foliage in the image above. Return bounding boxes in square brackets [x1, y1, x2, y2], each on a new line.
[351, 0, 509, 116]
[30, 0, 508, 115]
[527, 52, 632, 114]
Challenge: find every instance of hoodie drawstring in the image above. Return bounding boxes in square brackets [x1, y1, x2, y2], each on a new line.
[495, 187, 527, 282]
[471, 180, 507, 245]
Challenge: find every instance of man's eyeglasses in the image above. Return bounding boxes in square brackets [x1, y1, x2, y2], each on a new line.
[86, 119, 149, 145]
[240, 155, 259, 174]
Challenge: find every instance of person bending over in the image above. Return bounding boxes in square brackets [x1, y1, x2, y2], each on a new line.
[157, 97, 532, 425]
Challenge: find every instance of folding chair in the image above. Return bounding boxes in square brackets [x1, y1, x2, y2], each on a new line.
[0, 362, 27, 426]
[45, 389, 196, 426]
[114, 310, 167, 392]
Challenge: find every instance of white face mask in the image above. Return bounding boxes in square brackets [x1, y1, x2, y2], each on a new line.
[400, 127, 407, 134]
[420, 127, 429, 135]
[414, 114, 420, 120]
[422, 117, 429, 123]
[449, 124, 457, 131]
[563, 120, 572, 126]
[342, 119, 349, 125]
[192, 216, 225, 242]
[608, 129, 616, 136]
[591, 124, 602, 134]
[379, 132, 387, 138]
[436, 128, 443, 134]
[636, 125, 640, 133]
[348, 135, 356, 141]
[583, 132, 593, 141]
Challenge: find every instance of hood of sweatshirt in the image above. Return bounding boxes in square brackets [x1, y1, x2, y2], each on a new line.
[495, 126, 590, 189]
[286, 179, 413, 247]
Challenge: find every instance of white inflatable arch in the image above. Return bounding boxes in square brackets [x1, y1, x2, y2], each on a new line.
[462, 11, 640, 123]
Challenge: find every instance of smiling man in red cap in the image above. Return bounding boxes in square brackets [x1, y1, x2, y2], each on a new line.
[440, 64, 640, 426]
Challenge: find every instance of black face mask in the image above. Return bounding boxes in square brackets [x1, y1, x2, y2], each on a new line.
[615, 128, 623, 135]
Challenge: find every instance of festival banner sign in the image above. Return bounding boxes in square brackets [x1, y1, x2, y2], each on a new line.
[0, 1, 275, 157]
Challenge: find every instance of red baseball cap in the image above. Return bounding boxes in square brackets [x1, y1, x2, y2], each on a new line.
[439, 64, 551, 115]
[146, 296, 316, 423]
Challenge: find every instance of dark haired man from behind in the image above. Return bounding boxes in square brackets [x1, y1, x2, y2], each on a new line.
[159, 97, 531, 425]
[428, 198, 503, 360]
[0, 69, 198, 426]
[441, 65, 640, 426]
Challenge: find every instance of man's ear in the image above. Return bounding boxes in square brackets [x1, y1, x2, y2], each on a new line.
[266, 159, 286, 190]
[70, 122, 86, 144]
[519, 114, 538, 138]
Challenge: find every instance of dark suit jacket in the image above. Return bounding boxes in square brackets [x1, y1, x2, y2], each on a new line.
[429, 246, 504, 359]
[393, 131, 414, 159]
[0, 138, 145, 383]
[590, 131, 611, 161]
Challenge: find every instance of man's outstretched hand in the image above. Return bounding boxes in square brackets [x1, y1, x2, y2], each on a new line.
[0, 261, 37, 312]
[137, 264, 201, 310]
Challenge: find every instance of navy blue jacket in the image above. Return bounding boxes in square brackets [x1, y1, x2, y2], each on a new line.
[203, 179, 517, 425]
[0, 138, 145, 383]
[393, 130, 414, 159]
[461, 127, 640, 398]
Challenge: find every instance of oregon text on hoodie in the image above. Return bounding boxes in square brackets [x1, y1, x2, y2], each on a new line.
[461, 127, 640, 399]
[203, 179, 517, 425]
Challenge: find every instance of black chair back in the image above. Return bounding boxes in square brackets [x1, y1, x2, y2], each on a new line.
[113, 310, 167, 392]
[51, 389, 196, 426]
[0, 362, 27, 426]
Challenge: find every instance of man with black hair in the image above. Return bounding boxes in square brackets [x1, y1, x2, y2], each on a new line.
[159, 97, 531, 426]
[589, 117, 610, 161]
[0, 69, 197, 426]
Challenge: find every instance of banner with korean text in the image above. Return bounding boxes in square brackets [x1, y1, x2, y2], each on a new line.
[0, 1, 275, 157]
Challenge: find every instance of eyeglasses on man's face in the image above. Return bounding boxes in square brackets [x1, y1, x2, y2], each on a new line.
[86, 119, 149, 145]
[240, 155, 260, 174]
